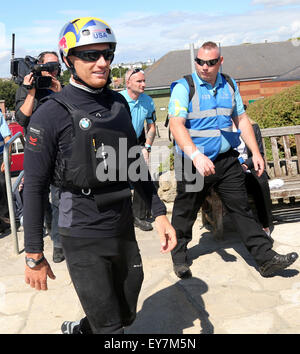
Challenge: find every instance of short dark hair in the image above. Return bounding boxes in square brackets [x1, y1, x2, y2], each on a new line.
[38, 51, 59, 63]
[201, 41, 219, 50]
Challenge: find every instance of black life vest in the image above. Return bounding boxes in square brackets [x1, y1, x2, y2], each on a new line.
[49, 93, 138, 208]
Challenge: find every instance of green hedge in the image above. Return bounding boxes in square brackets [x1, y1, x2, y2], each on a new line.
[246, 83, 300, 128]
[246, 83, 300, 160]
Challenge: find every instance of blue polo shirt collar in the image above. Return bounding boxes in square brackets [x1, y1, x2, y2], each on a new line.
[122, 89, 139, 105]
[194, 72, 223, 90]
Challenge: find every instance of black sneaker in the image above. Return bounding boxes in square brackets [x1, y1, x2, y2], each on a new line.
[259, 252, 298, 277]
[173, 264, 192, 279]
[53, 247, 65, 263]
[61, 320, 81, 334]
[134, 217, 153, 231]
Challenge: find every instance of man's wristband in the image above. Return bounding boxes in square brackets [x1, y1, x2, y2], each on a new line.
[22, 83, 34, 90]
[144, 144, 151, 152]
[190, 149, 201, 160]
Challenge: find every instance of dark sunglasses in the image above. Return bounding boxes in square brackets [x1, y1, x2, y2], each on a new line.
[194, 57, 220, 67]
[71, 49, 114, 62]
[128, 68, 144, 79]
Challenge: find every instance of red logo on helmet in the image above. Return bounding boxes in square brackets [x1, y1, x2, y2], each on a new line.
[59, 36, 67, 49]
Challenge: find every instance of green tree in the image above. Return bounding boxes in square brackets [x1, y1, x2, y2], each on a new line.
[61, 69, 71, 86]
[0, 79, 18, 111]
[111, 67, 128, 79]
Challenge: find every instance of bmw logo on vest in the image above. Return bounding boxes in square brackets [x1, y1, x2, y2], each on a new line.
[79, 118, 92, 131]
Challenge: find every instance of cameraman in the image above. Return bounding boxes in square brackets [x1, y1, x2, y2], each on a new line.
[15, 51, 62, 131]
[15, 51, 64, 263]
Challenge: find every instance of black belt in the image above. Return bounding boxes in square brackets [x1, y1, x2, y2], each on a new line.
[62, 182, 132, 209]
[214, 148, 239, 161]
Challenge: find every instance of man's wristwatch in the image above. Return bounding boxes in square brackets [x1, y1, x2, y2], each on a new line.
[144, 144, 151, 153]
[25, 255, 45, 269]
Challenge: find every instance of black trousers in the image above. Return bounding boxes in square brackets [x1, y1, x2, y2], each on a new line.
[245, 171, 273, 229]
[132, 148, 151, 220]
[132, 189, 151, 220]
[61, 226, 144, 334]
[171, 149, 276, 267]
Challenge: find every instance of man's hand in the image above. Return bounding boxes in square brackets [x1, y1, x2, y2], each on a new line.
[241, 163, 248, 172]
[25, 253, 56, 291]
[193, 152, 215, 176]
[22, 72, 36, 93]
[155, 215, 177, 253]
[252, 152, 265, 177]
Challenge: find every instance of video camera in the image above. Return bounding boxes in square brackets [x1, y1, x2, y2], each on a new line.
[10, 34, 61, 89]
[11, 56, 61, 89]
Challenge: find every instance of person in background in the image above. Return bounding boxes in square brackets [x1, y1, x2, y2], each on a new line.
[168, 40, 297, 279]
[120, 68, 157, 231]
[235, 106, 273, 238]
[0, 110, 11, 232]
[15, 51, 62, 131]
[15, 51, 64, 263]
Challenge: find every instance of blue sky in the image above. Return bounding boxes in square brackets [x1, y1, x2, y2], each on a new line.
[0, 0, 300, 77]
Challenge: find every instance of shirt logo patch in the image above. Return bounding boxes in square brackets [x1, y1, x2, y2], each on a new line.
[26, 126, 44, 152]
[79, 118, 92, 131]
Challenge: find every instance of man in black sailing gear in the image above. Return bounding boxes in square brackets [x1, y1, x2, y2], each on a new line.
[23, 16, 177, 334]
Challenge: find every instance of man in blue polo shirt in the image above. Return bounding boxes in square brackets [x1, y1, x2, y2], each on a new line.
[0, 110, 11, 232]
[168, 41, 298, 279]
[121, 68, 157, 231]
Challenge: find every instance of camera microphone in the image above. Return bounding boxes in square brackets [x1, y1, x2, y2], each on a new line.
[213, 88, 217, 96]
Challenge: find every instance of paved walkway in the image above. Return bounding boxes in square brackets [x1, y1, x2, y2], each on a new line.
[1, 123, 300, 334]
[0, 211, 299, 334]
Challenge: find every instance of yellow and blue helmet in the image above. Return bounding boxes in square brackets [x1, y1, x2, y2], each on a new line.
[58, 17, 117, 58]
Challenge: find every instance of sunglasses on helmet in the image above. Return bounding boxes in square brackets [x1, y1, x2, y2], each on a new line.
[194, 57, 220, 67]
[128, 68, 145, 79]
[71, 49, 114, 62]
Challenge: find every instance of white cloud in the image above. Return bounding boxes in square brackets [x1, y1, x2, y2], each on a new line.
[252, 0, 300, 7]
[111, 7, 300, 64]
[1, 5, 300, 76]
[8, 20, 65, 58]
[0, 23, 5, 48]
[57, 9, 91, 19]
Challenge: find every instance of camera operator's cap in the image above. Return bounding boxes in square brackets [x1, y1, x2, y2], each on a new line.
[58, 17, 117, 58]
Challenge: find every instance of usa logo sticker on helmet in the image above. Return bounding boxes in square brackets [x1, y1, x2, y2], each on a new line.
[79, 118, 92, 131]
[58, 17, 117, 58]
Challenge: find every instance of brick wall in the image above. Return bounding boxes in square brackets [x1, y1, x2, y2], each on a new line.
[238, 80, 300, 104]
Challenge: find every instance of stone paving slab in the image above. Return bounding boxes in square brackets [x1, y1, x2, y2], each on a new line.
[0, 210, 299, 334]
[128, 214, 300, 334]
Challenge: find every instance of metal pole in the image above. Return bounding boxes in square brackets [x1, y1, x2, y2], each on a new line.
[189, 43, 195, 74]
[3, 132, 25, 255]
[219, 42, 223, 73]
